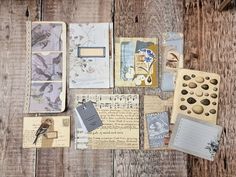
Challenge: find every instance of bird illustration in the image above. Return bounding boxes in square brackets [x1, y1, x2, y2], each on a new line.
[33, 119, 53, 145]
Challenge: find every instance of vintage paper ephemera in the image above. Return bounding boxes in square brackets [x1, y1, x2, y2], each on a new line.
[171, 69, 220, 124]
[23, 116, 70, 148]
[115, 38, 158, 87]
[146, 112, 169, 148]
[161, 32, 183, 92]
[169, 114, 222, 161]
[69, 23, 113, 88]
[24, 21, 67, 113]
[75, 101, 102, 133]
[144, 95, 173, 149]
[75, 94, 139, 149]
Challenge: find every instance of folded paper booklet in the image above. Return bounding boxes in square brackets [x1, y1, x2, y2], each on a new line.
[161, 32, 183, 92]
[169, 114, 222, 161]
[144, 95, 173, 150]
[23, 116, 70, 148]
[24, 21, 67, 113]
[171, 69, 220, 124]
[115, 38, 158, 87]
[75, 94, 139, 149]
[69, 23, 113, 88]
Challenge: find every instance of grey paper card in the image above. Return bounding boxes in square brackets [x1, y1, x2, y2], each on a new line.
[146, 112, 169, 148]
[169, 114, 222, 161]
[75, 101, 102, 133]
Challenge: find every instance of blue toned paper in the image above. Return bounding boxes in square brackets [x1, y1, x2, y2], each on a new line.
[146, 112, 169, 148]
[161, 72, 175, 91]
[120, 42, 135, 81]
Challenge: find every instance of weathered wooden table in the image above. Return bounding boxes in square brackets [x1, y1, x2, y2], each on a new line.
[0, 0, 235, 176]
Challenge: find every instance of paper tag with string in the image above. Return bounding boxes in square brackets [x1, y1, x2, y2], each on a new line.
[75, 100, 102, 133]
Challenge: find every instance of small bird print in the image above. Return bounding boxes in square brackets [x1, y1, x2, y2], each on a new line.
[33, 118, 53, 145]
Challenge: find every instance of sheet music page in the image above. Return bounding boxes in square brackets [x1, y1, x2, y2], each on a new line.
[75, 94, 139, 149]
[169, 114, 222, 161]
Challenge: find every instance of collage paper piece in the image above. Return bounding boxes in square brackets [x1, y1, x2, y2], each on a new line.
[75, 94, 139, 150]
[69, 23, 113, 88]
[161, 32, 183, 92]
[24, 21, 66, 113]
[163, 32, 183, 70]
[146, 112, 169, 148]
[23, 116, 70, 148]
[115, 38, 158, 87]
[169, 114, 222, 161]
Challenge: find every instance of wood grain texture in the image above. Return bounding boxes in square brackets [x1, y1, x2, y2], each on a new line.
[184, 1, 236, 177]
[114, 0, 187, 177]
[0, 0, 39, 177]
[0, 0, 236, 177]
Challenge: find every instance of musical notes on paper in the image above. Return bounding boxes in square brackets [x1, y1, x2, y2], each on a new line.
[75, 94, 139, 149]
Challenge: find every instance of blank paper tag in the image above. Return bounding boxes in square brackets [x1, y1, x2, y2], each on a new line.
[78, 47, 105, 57]
[75, 101, 102, 132]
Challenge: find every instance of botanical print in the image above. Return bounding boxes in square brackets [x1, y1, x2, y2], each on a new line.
[116, 38, 158, 87]
[146, 112, 169, 148]
[69, 23, 110, 88]
[163, 32, 183, 69]
[31, 53, 62, 81]
[205, 138, 220, 158]
[29, 82, 62, 112]
[31, 23, 62, 51]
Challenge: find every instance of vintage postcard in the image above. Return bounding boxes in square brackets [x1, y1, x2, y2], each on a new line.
[169, 114, 222, 161]
[23, 116, 70, 148]
[146, 112, 169, 148]
[69, 23, 113, 88]
[115, 38, 158, 87]
[75, 94, 139, 149]
[24, 21, 66, 113]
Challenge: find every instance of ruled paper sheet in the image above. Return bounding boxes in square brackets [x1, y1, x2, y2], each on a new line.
[169, 114, 222, 161]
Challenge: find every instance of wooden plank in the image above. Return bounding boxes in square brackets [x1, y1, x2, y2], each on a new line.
[219, 0, 232, 11]
[38, 0, 114, 177]
[0, 0, 39, 177]
[114, 0, 188, 176]
[184, 1, 236, 177]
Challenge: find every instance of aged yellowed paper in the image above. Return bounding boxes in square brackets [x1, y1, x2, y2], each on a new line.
[75, 94, 139, 149]
[23, 116, 70, 148]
